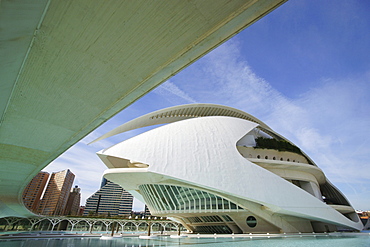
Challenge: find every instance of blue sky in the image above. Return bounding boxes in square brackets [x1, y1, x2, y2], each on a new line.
[44, 0, 370, 211]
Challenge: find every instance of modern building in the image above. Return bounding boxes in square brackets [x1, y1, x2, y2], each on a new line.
[38, 169, 75, 216]
[64, 185, 81, 216]
[84, 178, 133, 217]
[95, 104, 363, 233]
[22, 171, 49, 213]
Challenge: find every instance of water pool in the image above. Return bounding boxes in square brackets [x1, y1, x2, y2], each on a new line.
[1, 234, 370, 247]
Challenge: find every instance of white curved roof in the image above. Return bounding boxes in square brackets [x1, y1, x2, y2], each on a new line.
[92, 103, 317, 166]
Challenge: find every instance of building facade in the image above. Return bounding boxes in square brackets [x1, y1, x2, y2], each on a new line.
[22, 171, 49, 213]
[84, 178, 133, 217]
[38, 169, 75, 216]
[64, 185, 81, 216]
[95, 104, 363, 234]
[144, 205, 151, 217]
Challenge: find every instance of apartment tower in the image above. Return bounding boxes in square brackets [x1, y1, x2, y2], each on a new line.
[22, 171, 49, 213]
[38, 169, 75, 216]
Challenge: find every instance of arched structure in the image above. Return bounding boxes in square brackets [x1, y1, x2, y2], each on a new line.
[0, 216, 179, 233]
[97, 104, 363, 233]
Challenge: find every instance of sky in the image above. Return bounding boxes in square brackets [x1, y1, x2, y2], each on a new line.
[44, 0, 370, 211]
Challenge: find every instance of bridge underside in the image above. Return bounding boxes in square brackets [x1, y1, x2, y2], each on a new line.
[0, 0, 286, 217]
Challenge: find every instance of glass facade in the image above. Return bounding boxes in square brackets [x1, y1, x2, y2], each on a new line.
[139, 184, 243, 214]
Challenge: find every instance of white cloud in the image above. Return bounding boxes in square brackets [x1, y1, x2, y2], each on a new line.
[154, 80, 197, 104]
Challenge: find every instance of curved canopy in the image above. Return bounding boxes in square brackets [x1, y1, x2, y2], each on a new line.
[90, 103, 272, 144]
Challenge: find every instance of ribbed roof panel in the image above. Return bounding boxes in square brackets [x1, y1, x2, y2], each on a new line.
[90, 104, 273, 144]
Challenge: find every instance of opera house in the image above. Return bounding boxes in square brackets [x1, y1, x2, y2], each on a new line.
[94, 104, 363, 233]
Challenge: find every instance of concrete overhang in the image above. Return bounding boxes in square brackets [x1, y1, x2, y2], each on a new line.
[0, 0, 286, 217]
[250, 159, 326, 184]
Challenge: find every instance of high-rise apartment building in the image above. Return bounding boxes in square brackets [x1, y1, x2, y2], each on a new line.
[22, 171, 49, 212]
[38, 169, 75, 216]
[144, 205, 151, 217]
[84, 178, 133, 217]
[64, 185, 81, 216]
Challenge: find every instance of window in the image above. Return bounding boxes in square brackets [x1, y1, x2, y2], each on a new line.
[246, 216, 257, 228]
[265, 156, 268, 159]
[222, 215, 233, 222]
[187, 217, 201, 223]
[257, 155, 260, 159]
[201, 215, 223, 222]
